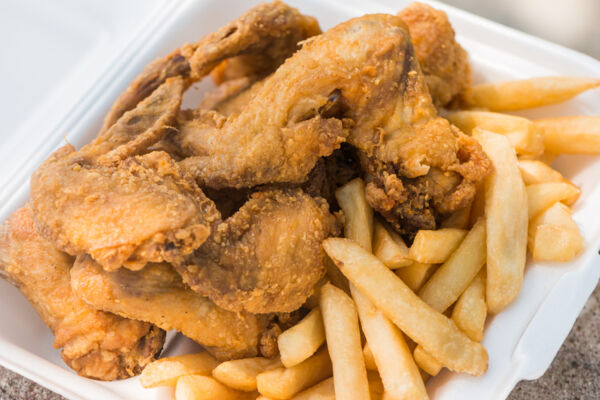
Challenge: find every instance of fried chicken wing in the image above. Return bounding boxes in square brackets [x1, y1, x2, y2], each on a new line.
[30, 79, 220, 271]
[0, 206, 165, 380]
[71, 257, 271, 360]
[99, 1, 320, 135]
[282, 14, 487, 237]
[399, 2, 472, 106]
[173, 189, 339, 314]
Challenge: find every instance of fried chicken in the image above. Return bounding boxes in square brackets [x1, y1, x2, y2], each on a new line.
[71, 257, 272, 360]
[173, 189, 339, 314]
[99, 1, 320, 135]
[0, 206, 165, 380]
[30, 79, 220, 271]
[282, 14, 487, 237]
[399, 2, 472, 106]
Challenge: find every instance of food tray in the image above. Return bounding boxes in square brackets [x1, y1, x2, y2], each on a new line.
[0, 0, 599, 399]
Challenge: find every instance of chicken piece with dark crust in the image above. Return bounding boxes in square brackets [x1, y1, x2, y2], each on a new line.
[173, 189, 339, 314]
[0, 206, 165, 381]
[398, 2, 472, 106]
[71, 257, 272, 360]
[30, 79, 220, 271]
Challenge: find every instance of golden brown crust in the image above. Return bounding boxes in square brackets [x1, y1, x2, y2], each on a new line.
[399, 2, 472, 106]
[0, 206, 164, 380]
[174, 189, 339, 314]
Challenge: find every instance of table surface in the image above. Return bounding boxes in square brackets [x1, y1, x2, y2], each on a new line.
[1, 282, 599, 400]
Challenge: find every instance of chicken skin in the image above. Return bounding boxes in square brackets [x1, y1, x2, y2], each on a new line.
[173, 189, 339, 314]
[30, 79, 220, 271]
[99, 0, 320, 135]
[399, 2, 472, 106]
[0, 206, 165, 380]
[71, 257, 272, 360]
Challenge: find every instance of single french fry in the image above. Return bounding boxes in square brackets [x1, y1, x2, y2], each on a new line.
[536, 116, 600, 154]
[409, 228, 467, 264]
[527, 182, 581, 219]
[175, 375, 253, 400]
[413, 346, 442, 377]
[446, 110, 544, 155]
[451, 270, 487, 342]
[278, 308, 325, 368]
[140, 353, 219, 388]
[395, 263, 437, 292]
[335, 178, 373, 251]
[352, 286, 428, 399]
[373, 220, 411, 269]
[320, 283, 370, 400]
[323, 238, 488, 375]
[528, 202, 584, 261]
[474, 129, 528, 314]
[518, 152, 559, 165]
[290, 372, 385, 400]
[418, 218, 486, 312]
[441, 204, 472, 229]
[518, 160, 564, 185]
[363, 344, 377, 371]
[256, 347, 332, 399]
[463, 77, 600, 111]
[212, 357, 282, 392]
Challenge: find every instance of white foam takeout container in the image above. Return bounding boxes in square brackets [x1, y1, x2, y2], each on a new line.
[0, 0, 599, 399]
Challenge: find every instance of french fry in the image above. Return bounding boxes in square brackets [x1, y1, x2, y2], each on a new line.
[518, 160, 564, 185]
[320, 283, 370, 400]
[527, 182, 581, 219]
[278, 308, 325, 368]
[409, 228, 467, 264]
[474, 129, 528, 314]
[175, 375, 253, 400]
[451, 270, 487, 342]
[212, 357, 282, 392]
[324, 257, 350, 294]
[395, 262, 437, 292]
[463, 76, 600, 111]
[446, 110, 544, 155]
[418, 218, 486, 313]
[413, 346, 442, 377]
[518, 152, 559, 165]
[469, 186, 486, 227]
[528, 202, 584, 261]
[323, 238, 488, 375]
[352, 287, 428, 399]
[140, 353, 219, 388]
[335, 178, 373, 251]
[256, 347, 332, 399]
[441, 204, 472, 229]
[536, 116, 600, 154]
[290, 372, 384, 400]
[373, 220, 412, 269]
[363, 344, 377, 371]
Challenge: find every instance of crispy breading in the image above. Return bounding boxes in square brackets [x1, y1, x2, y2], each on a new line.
[0, 206, 165, 380]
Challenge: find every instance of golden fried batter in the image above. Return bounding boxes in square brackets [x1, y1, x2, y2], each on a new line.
[0, 206, 165, 380]
[399, 2, 472, 106]
[100, 1, 320, 135]
[30, 79, 220, 271]
[71, 257, 270, 360]
[174, 189, 339, 314]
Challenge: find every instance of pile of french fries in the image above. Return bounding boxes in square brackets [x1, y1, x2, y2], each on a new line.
[141, 76, 599, 400]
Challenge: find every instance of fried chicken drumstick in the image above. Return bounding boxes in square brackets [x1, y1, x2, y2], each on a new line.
[0, 206, 165, 380]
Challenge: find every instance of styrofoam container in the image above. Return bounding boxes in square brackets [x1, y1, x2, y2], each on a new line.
[0, 0, 599, 399]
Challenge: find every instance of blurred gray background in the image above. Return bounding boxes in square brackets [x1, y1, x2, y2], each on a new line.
[443, 0, 600, 59]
